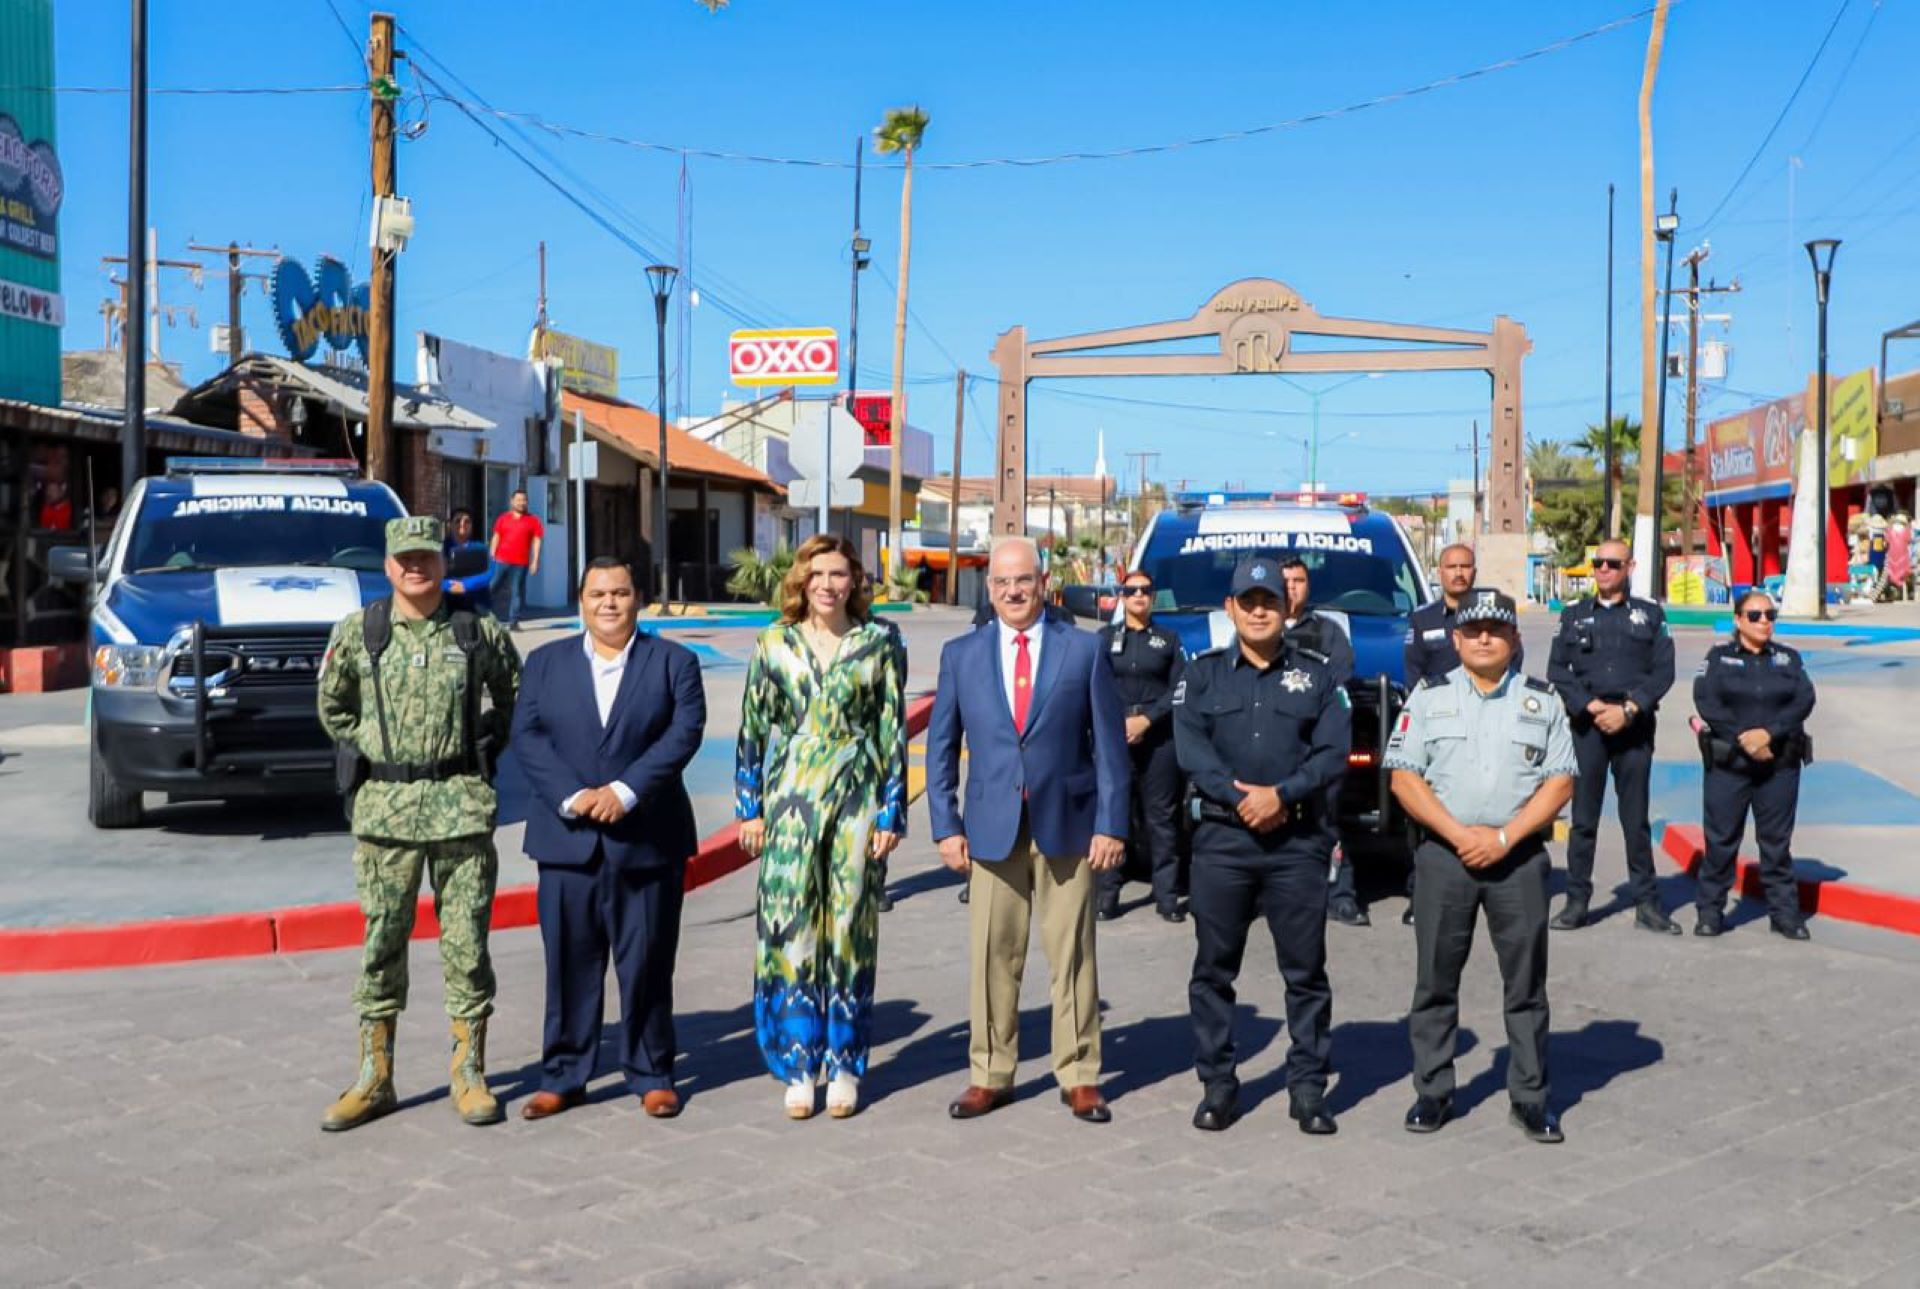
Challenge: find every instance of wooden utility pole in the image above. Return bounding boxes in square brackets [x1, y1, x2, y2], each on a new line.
[1674, 250, 1739, 594]
[947, 368, 964, 605]
[1126, 451, 1159, 543]
[1471, 419, 1482, 536]
[365, 12, 398, 486]
[100, 242, 201, 359]
[188, 242, 281, 366]
[1633, 0, 1672, 577]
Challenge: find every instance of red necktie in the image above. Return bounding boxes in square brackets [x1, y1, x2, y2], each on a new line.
[1012, 632, 1033, 734]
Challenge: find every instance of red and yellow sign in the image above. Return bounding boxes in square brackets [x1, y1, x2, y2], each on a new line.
[1706, 392, 1804, 500]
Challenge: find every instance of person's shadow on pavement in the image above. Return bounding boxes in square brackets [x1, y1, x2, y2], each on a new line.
[1452, 1018, 1665, 1118]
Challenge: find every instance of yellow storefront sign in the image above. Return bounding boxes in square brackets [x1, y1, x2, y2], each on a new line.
[533, 327, 620, 398]
[1813, 367, 1877, 488]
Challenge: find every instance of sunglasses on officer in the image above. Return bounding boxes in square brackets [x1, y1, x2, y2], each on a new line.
[1593, 557, 1628, 570]
[1742, 608, 1780, 623]
[1120, 583, 1154, 597]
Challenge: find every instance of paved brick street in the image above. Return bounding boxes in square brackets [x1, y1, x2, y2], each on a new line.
[6, 815, 1920, 1286]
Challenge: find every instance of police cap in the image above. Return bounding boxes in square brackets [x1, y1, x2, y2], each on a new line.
[1230, 556, 1285, 599]
[385, 515, 445, 556]
[1454, 587, 1518, 628]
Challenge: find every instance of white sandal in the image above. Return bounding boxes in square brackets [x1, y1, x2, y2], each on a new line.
[785, 1077, 816, 1120]
[827, 1072, 860, 1119]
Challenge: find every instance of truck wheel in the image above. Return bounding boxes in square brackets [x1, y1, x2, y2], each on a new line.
[89, 744, 146, 829]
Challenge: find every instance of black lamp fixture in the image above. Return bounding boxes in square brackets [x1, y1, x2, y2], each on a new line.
[1805, 238, 1840, 620]
[645, 264, 679, 609]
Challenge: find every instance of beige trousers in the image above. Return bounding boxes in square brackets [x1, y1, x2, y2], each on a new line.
[967, 834, 1102, 1089]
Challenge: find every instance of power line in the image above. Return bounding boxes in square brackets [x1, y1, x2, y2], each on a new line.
[13, 83, 360, 95]
[407, 5, 1661, 173]
[317, 0, 364, 64]
[1696, 0, 1853, 234]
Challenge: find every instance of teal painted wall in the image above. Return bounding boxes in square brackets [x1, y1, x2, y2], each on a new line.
[0, 0, 61, 406]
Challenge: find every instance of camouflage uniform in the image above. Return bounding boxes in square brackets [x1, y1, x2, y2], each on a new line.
[318, 579, 521, 1020]
[316, 517, 521, 1132]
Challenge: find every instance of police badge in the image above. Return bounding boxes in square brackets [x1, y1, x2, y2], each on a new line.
[1282, 668, 1313, 693]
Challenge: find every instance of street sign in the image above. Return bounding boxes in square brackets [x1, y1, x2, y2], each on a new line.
[788, 405, 865, 479]
[788, 478, 863, 509]
[729, 327, 839, 386]
[566, 440, 599, 476]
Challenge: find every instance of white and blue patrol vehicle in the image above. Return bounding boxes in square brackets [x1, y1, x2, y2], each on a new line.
[1125, 490, 1429, 832]
[56, 459, 412, 828]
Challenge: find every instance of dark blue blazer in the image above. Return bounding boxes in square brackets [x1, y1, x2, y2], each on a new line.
[926, 617, 1131, 862]
[512, 631, 707, 871]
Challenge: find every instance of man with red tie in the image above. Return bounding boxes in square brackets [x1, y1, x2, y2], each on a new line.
[925, 537, 1132, 1123]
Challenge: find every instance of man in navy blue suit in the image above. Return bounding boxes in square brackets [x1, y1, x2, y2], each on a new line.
[927, 537, 1131, 1124]
[510, 557, 706, 1120]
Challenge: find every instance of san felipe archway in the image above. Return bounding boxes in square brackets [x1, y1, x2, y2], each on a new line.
[990, 278, 1533, 592]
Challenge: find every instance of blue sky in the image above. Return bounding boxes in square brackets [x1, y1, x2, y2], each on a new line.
[47, 0, 1920, 495]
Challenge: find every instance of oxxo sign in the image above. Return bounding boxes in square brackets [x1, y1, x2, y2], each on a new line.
[272, 255, 370, 364]
[729, 327, 839, 386]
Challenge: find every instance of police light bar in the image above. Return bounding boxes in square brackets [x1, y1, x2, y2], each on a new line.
[1293, 490, 1368, 508]
[166, 457, 361, 477]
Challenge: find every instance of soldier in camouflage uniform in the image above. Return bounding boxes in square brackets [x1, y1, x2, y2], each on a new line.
[316, 516, 522, 1132]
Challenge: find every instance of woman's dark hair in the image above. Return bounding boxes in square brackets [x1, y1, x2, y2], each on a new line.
[578, 555, 640, 600]
[1733, 587, 1774, 617]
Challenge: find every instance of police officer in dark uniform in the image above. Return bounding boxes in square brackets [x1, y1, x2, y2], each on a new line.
[1400, 544, 1524, 926]
[1691, 590, 1816, 940]
[1280, 559, 1365, 927]
[1097, 569, 1187, 922]
[1174, 556, 1352, 1135]
[1405, 543, 1524, 686]
[1546, 539, 1678, 933]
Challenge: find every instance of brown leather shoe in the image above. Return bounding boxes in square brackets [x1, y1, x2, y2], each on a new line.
[1060, 1085, 1111, 1123]
[642, 1089, 681, 1119]
[947, 1085, 1014, 1120]
[519, 1089, 585, 1121]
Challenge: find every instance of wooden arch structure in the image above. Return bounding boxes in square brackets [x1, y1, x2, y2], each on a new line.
[990, 278, 1534, 590]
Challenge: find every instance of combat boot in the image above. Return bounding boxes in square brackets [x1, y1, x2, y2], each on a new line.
[449, 1017, 504, 1126]
[321, 1017, 397, 1133]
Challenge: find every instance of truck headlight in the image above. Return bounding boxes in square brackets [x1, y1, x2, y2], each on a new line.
[93, 644, 167, 689]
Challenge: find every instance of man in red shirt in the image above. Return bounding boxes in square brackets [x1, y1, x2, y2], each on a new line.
[489, 489, 545, 628]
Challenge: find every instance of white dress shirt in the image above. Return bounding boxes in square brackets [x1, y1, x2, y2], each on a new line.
[560, 631, 640, 818]
[996, 617, 1043, 721]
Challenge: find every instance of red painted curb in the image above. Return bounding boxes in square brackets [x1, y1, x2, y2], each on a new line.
[0, 912, 277, 973]
[0, 692, 941, 973]
[1660, 823, 1920, 937]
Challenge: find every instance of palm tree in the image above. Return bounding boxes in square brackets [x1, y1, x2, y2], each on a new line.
[873, 105, 929, 580]
[1525, 439, 1585, 482]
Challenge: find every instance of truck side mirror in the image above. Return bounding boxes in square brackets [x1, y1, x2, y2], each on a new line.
[48, 546, 103, 585]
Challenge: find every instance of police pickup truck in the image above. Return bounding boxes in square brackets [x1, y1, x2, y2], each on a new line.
[1112, 491, 1428, 834]
[51, 459, 481, 828]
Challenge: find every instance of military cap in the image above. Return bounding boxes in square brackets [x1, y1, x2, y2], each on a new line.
[1230, 556, 1285, 598]
[1454, 586, 1518, 628]
[385, 515, 445, 556]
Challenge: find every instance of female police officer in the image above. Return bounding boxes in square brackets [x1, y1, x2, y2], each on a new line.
[1691, 589, 1816, 940]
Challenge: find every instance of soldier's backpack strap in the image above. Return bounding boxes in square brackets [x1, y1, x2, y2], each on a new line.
[448, 610, 484, 776]
[360, 596, 396, 762]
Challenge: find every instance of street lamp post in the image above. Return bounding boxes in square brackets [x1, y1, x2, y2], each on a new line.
[1290, 372, 1378, 489]
[1806, 238, 1840, 621]
[646, 264, 679, 609]
[1651, 194, 1680, 598]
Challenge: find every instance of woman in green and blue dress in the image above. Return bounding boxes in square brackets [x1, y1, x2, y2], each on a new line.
[736, 534, 906, 1120]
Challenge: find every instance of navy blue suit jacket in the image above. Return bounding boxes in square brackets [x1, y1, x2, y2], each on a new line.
[512, 631, 707, 871]
[925, 617, 1131, 862]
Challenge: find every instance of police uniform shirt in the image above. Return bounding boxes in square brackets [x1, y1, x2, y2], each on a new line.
[1692, 639, 1816, 748]
[1099, 621, 1185, 726]
[1383, 670, 1577, 827]
[1283, 611, 1355, 685]
[1547, 595, 1676, 713]
[1172, 645, 1353, 809]
[1404, 599, 1525, 688]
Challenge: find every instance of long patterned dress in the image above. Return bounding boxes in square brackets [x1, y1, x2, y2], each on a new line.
[736, 618, 907, 1083]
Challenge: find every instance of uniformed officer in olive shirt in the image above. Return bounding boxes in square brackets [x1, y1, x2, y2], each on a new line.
[1386, 589, 1576, 1145]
